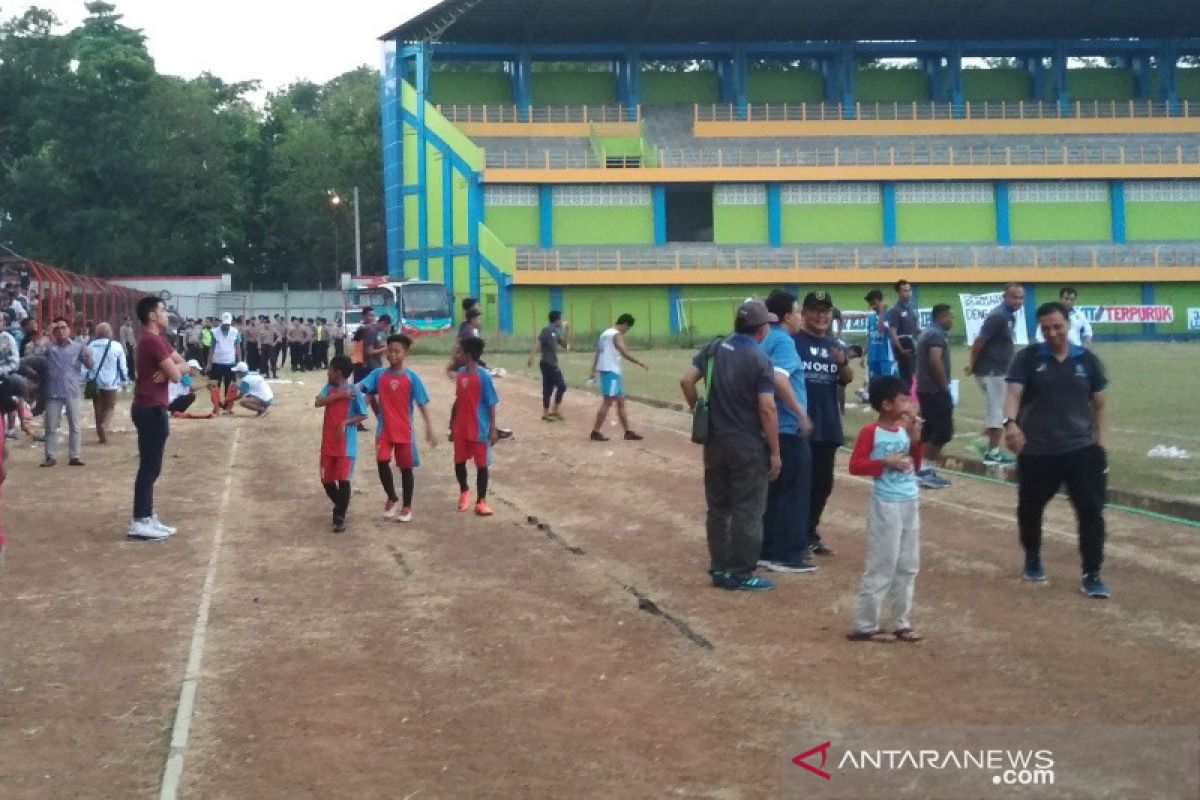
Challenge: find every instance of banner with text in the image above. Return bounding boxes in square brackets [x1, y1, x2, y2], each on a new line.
[1189, 308, 1200, 331]
[839, 309, 933, 335]
[959, 293, 1029, 345]
[1075, 305, 1175, 325]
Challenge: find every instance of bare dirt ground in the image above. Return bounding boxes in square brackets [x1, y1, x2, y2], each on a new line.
[1, 365, 1198, 799]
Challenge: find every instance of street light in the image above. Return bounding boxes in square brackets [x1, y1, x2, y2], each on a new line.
[327, 187, 363, 277]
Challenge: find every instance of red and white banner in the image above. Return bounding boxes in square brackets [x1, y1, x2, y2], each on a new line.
[1079, 305, 1175, 325]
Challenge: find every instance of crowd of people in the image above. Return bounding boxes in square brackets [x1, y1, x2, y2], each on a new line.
[0, 283, 1115, 635]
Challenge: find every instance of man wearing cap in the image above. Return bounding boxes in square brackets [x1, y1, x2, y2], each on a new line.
[794, 291, 854, 556]
[680, 300, 782, 592]
[168, 360, 210, 418]
[205, 312, 241, 415]
[233, 362, 274, 417]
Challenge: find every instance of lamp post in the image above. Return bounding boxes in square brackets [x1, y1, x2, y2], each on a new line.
[327, 187, 363, 277]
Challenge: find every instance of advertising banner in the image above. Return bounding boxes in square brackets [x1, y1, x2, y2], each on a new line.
[959, 293, 1028, 345]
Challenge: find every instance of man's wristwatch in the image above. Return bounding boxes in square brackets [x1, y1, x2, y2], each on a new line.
[1002, 417, 1017, 428]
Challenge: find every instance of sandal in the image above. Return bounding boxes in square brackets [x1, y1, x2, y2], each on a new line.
[894, 628, 924, 643]
[846, 629, 890, 642]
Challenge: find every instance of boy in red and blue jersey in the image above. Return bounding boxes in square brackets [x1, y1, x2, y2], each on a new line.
[315, 355, 368, 533]
[358, 334, 438, 523]
[452, 337, 499, 516]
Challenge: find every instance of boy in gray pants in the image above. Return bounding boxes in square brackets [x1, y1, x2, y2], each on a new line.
[846, 375, 924, 643]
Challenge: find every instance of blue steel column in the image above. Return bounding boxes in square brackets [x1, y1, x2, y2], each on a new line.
[882, 182, 898, 246]
[668, 286, 682, 334]
[925, 57, 945, 102]
[1027, 56, 1046, 101]
[415, 42, 430, 280]
[1052, 41, 1069, 112]
[381, 41, 404, 279]
[468, 172, 482, 301]
[1110, 181, 1126, 244]
[995, 181, 1011, 245]
[1022, 283, 1038, 341]
[1160, 44, 1179, 113]
[948, 46, 964, 117]
[1132, 55, 1151, 99]
[539, 185, 554, 248]
[1141, 282, 1156, 339]
[652, 185, 667, 245]
[516, 48, 533, 121]
[839, 41, 856, 117]
[620, 49, 641, 115]
[766, 183, 782, 247]
[550, 286, 563, 312]
[732, 46, 749, 119]
[442, 155, 455, 294]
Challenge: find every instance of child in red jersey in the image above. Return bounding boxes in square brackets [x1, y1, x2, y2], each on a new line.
[451, 337, 499, 516]
[314, 356, 368, 533]
[358, 334, 438, 523]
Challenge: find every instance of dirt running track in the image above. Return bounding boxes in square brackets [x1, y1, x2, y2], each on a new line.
[1, 364, 1198, 799]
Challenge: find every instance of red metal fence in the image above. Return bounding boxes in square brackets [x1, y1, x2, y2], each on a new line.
[0, 257, 147, 334]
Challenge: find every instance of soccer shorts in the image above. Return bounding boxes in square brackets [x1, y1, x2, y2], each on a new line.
[453, 439, 490, 468]
[320, 455, 354, 483]
[376, 439, 417, 468]
[599, 370, 623, 397]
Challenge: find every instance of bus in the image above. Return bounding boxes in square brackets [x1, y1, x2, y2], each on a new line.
[343, 279, 453, 338]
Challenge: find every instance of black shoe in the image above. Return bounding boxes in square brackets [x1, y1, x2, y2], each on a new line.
[623, 431, 643, 441]
[810, 541, 835, 556]
[332, 515, 346, 533]
[68, 458, 85, 466]
[590, 431, 609, 442]
[497, 428, 514, 439]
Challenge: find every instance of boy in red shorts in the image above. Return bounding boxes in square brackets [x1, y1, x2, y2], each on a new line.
[314, 355, 368, 533]
[358, 334, 438, 523]
[452, 337, 499, 516]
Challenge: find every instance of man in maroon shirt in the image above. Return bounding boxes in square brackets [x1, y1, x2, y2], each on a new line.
[129, 296, 184, 541]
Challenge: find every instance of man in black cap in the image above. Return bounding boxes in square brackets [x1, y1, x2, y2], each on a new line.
[680, 300, 781, 592]
[794, 291, 854, 556]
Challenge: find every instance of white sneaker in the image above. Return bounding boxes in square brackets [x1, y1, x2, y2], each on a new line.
[150, 515, 178, 536]
[384, 500, 398, 519]
[128, 518, 168, 540]
[397, 507, 413, 523]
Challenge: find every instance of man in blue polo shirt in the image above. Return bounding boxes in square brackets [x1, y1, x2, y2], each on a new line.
[758, 290, 817, 574]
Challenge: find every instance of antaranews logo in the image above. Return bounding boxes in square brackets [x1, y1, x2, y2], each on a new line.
[792, 741, 832, 780]
[792, 740, 1055, 787]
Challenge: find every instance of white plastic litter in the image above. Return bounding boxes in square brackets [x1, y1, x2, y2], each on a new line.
[1147, 444, 1191, 459]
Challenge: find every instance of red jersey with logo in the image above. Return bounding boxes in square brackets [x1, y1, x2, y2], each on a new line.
[451, 366, 499, 444]
[358, 367, 429, 444]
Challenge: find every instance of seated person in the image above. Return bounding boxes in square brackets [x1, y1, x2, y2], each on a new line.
[169, 360, 211, 418]
[234, 362, 274, 417]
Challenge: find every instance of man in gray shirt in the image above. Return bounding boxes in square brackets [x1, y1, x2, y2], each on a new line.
[43, 316, 92, 467]
[914, 304, 954, 489]
[1004, 301, 1110, 599]
[528, 310, 568, 421]
[885, 278, 921, 385]
[967, 283, 1024, 465]
[680, 300, 781, 592]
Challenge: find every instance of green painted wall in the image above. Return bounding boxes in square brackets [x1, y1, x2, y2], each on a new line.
[1178, 70, 1200, 101]
[781, 204, 883, 244]
[509, 286, 553, 338]
[855, 69, 930, 102]
[678, 284, 778, 337]
[485, 205, 539, 245]
[430, 71, 512, 106]
[1010, 202, 1111, 241]
[962, 69, 1030, 101]
[1067, 68, 1135, 101]
[713, 203, 768, 244]
[1126, 202, 1200, 241]
[556, 285, 672, 343]
[552, 206, 654, 245]
[747, 70, 824, 103]
[642, 71, 720, 105]
[532, 71, 616, 105]
[897, 203, 996, 243]
[1159, 283, 1200, 334]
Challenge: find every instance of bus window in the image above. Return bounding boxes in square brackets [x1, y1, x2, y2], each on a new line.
[400, 283, 450, 318]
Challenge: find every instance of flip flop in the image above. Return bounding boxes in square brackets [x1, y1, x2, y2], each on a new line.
[894, 628, 924, 643]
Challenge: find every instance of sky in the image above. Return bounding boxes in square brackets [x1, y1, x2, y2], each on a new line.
[30, 0, 440, 90]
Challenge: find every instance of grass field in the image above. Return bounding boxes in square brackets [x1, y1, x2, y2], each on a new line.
[481, 341, 1200, 501]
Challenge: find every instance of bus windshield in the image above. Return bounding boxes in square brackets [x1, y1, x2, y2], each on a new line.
[401, 283, 450, 319]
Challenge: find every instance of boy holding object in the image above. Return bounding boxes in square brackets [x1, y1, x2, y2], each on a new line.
[847, 375, 924, 643]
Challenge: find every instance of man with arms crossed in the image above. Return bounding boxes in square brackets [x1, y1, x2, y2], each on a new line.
[1004, 302, 1111, 598]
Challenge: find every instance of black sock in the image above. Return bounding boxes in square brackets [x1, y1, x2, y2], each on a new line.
[337, 480, 352, 517]
[377, 461, 398, 502]
[477, 467, 488, 500]
[400, 468, 415, 507]
[323, 481, 339, 507]
[455, 462, 469, 492]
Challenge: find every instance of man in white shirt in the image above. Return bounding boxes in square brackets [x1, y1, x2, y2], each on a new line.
[86, 322, 129, 444]
[1036, 287, 1093, 349]
[588, 313, 649, 442]
[233, 362, 274, 417]
[205, 312, 242, 414]
[168, 360, 207, 417]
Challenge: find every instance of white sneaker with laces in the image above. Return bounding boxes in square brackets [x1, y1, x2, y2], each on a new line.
[150, 515, 178, 536]
[128, 518, 168, 540]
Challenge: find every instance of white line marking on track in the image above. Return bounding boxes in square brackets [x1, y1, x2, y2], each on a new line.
[159, 427, 242, 800]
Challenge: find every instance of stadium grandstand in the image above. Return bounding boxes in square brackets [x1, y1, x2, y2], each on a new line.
[379, 0, 1200, 340]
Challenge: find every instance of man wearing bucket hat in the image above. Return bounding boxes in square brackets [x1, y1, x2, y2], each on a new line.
[680, 300, 781, 592]
[233, 361, 274, 417]
[205, 312, 241, 415]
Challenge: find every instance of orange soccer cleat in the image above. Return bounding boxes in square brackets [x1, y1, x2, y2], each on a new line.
[457, 490, 471, 512]
[474, 500, 493, 517]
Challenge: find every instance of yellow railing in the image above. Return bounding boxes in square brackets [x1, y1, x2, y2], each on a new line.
[696, 100, 1198, 123]
[514, 244, 1200, 272]
[437, 104, 640, 124]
